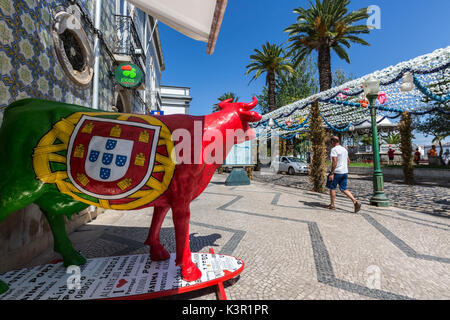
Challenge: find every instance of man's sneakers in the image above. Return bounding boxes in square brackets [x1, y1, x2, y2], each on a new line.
[325, 201, 361, 213]
[354, 201, 361, 213]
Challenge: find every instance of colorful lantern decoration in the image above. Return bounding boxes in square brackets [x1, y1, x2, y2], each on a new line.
[377, 91, 387, 104]
[359, 99, 369, 108]
[337, 88, 349, 100]
[285, 117, 293, 127]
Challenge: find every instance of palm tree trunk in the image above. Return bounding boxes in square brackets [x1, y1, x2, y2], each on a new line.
[267, 70, 276, 111]
[438, 139, 444, 165]
[280, 139, 286, 156]
[309, 45, 330, 192]
[398, 111, 414, 184]
[318, 45, 332, 92]
[308, 101, 327, 192]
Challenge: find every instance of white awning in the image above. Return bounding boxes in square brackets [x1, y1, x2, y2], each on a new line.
[126, 0, 228, 54]
[353, 116, 397, 130]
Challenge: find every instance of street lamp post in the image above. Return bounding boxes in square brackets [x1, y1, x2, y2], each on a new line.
[363, 76, 390, 207]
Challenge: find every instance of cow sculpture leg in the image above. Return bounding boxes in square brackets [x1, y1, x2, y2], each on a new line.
[35, 193, 89, 267]
[0, 280, 7, 295]
[0, 193, 88, 294]
[0, 179, 44, 295]
[40, 210, 87, 267]
[145, 206, 170, 261]
[171, 204, 202, 282]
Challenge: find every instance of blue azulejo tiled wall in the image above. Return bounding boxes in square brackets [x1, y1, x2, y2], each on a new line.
[0, 0, 116, 122]
[0, 0, 164, 123]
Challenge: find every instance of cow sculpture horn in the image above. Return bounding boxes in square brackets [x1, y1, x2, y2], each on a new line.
[240, 96, 258, 110]
[238, 97, 261, 122]
[218, 98, 234, 110]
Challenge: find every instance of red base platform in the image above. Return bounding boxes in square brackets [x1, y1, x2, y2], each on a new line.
[0, 248, 244, 300]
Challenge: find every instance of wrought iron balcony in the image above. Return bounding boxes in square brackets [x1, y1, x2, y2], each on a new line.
[114, 15, 146, 78]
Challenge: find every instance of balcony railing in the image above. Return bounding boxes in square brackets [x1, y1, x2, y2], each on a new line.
[113, 15, 146, 79]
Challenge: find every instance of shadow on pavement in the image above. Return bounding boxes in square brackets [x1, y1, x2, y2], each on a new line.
[298, 200, 355, 214]
[209, 181, 226, 185]
[299, 201, 328, 208]
[72, 225, 222, 258]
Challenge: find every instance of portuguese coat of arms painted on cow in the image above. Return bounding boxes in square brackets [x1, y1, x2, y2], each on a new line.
[67, 115, 160, 199]
[32, 112, 176, 210]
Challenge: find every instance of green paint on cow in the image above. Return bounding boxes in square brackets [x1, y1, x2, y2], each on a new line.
[0, 98, 103, 294]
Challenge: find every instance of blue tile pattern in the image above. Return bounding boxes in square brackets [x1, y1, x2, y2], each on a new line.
[0, 0, 162, 120]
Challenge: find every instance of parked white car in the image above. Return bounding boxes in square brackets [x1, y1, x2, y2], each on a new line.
[271, 156, 309, 175]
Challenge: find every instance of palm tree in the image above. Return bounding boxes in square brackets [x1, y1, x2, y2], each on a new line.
[382, 132, 400, 145]
[398, 111, 414, 184]
[285, 0, 370, 91]
[245, 42, 295, 112]
[432, 134, 447, 160]
[213, 92, 239, 112]
[357, 133, 372, 146]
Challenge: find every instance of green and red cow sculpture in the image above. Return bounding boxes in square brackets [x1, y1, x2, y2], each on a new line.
[0, 97, 261, 294]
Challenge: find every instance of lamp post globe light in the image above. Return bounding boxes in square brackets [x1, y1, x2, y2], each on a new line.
[363, 76, 390, 207]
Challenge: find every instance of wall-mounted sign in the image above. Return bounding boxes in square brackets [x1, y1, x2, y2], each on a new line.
[150, 110, 164, 115]
[114, 63, 143, 89]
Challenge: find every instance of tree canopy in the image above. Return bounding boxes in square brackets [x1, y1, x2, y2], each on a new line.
[245, 42, 295, 111]
[285, 0, 370, 91]
[213, 92, 240, 112]
[255, 62, 354, 115]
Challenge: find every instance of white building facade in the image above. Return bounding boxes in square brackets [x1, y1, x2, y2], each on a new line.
[159, 85, 192, 115]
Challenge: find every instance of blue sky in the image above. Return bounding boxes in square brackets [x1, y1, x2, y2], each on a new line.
[157, 0, 450, 146]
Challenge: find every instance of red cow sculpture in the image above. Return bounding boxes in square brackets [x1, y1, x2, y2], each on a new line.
[0, 97, 261, 293]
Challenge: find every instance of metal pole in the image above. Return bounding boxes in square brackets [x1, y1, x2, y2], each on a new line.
[92, 0, 102, 110]
[368, 95, 390, 207]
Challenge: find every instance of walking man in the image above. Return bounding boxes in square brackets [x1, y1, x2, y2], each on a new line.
[326, 136, 361, 213]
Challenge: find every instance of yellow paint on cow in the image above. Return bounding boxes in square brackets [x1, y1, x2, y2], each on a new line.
[32, 112, 176, 210]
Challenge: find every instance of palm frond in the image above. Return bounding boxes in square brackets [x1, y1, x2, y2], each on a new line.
[285, 0, 371, 67]
[332, 43, 350, 63]
[341, 35, 370, 46]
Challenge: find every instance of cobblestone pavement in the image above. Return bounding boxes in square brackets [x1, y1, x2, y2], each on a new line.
[252, 170, 450, 218]
[24, 174, 450, 300]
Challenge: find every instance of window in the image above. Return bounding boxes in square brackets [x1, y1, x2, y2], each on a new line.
[60, 30, 85, 72]
[51, 9, 93, 87]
